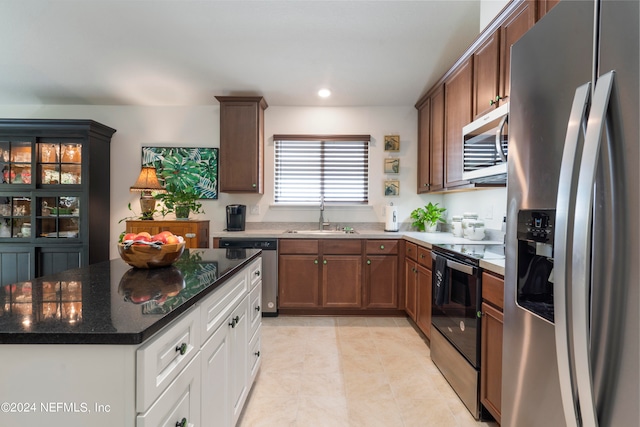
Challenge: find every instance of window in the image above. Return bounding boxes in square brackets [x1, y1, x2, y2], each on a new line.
[274, 134, 370, 204]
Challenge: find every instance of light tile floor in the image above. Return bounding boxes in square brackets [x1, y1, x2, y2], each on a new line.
[238, 316, 499, 427]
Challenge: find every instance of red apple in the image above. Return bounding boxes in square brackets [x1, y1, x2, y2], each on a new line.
[165, 234, 180, 244]
[151, 233, 168, 244]
[123, 233, 137, 241]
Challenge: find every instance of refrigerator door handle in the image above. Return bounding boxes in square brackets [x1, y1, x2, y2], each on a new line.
[573, 70, 616, 427]
[554, 81, 592, 427]
[495, 113, 508, 162]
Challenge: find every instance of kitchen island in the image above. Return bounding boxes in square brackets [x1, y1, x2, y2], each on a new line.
[0, 248, 262, 427]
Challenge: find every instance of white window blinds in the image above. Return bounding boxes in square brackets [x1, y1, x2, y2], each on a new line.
[274, 135, 370, 204]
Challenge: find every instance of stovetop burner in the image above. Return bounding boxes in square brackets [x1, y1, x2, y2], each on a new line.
[432, 243, 505, 265]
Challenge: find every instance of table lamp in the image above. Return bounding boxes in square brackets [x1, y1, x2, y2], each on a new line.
[130, 166, 166, 220]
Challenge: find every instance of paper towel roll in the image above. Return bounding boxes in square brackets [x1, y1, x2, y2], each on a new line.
[385, 205, 399, 231]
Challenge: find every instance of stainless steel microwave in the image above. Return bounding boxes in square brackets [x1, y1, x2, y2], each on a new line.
[462, 103, 509, 183]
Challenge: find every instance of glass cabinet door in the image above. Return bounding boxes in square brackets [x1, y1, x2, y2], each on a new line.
[38, 142, 82, 185]
[37, 196, 80, 239]
[0, 196, 32, 238]
[0, 140, 33, 185]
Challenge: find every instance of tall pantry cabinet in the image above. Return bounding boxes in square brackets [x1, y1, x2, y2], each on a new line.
[0, 119, 115, 285]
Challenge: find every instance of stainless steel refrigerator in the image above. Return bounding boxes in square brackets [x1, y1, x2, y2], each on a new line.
[503, 0, 639, 426]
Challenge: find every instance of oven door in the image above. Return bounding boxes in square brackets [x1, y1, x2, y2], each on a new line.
[431, 252, 482, 368]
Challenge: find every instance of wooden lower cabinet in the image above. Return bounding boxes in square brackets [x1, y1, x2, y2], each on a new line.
[481, 271, 505, 423]
[278, 238, 400, 312]
[278, 254, 320, 308]
[365, 255, 398, 308]
[416, 264, 432, 339]
[323, 255, 362, 308]
[405, 258, 418, 321]
[125, 220, 210, 248]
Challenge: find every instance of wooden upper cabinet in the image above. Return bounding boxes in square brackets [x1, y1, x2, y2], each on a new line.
[537, 0, 560, 21]
[430, 85, 445, 192]
[499, 0, 536, 107]
[473, 30, 500, 118]
[216, 96, 268, 193]
[444, 57, 473, 188]
[416, 96, 431, 193]
[416, 83, 444, 194]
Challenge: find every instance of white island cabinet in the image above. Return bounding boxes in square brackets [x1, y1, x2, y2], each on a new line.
[0, 254, 262, 427]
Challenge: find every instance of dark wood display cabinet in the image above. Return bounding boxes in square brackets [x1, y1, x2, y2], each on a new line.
[0, 119, 116, 285]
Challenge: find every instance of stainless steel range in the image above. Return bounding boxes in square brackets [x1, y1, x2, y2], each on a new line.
[430, 243, 504, 420]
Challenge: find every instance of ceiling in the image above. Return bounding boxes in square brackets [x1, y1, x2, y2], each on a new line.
[1, 1, 483, 107]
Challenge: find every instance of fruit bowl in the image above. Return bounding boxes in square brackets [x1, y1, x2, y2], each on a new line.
[117, 241, 186, 269]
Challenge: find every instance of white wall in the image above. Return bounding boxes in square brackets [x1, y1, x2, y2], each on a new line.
[480, 0, 510, 31]
[0, 104, 445, 258]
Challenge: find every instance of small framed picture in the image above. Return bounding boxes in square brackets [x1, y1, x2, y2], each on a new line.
[384, 158, 400, 174]
[384, 180, 400, 196]
[384, 135, 400, 151]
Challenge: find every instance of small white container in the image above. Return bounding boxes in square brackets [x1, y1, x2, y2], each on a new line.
[21, 223, 31, 237]
[462, 213, 479, 238]
[451, 215, 464, 237]
[466, 220, 485, 241]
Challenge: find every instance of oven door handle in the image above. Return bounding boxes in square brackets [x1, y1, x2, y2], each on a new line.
[446, 259, 476, 275]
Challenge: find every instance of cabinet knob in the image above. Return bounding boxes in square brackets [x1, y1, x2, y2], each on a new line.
[367, 259, 371, 265]
[229, 316, 240, 328]
[252, 183, 257, 188]
[255, 305, 260, 312]
[255, 270, 261, 276]
[380, 244, 385, 250]
[176, 418, 187, 427]
[489, 95, 503, 106]
[185, 233, 196, 238]
[175, 343, 187, 355]
[254, 351, 261, 357]
[420, 253, 425, 259]
[323, 260, 327, 265]
[314, 259, 318, 264]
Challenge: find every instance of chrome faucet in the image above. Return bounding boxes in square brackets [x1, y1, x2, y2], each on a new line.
[319, 195, 330, 230]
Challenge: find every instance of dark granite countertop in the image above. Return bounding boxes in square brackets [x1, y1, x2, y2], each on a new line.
[0, 248, 261, 345]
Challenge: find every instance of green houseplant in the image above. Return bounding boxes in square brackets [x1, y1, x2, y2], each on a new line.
[155, 185, 204, 220]
[410, 202, 447, 232]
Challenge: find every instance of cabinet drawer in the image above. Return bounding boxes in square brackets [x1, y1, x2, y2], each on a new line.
[406, 242, 418, 261]
[323, 239, 362, 254]
[366, 240, 398, 254]
[137, 354, 201, 427]
[279, 239, 318, 254]
[417, 246, 432, 269]
[248, 281, 262, 339]
[249, 257, 262, 290]
[136, 307, 200, 413]
[249, 324, 262, 385]
[482, 272, 504, 310]
[200, 271, 247, 345]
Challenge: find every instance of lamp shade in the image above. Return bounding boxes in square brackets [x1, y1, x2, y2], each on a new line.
[130, 166, 167, 193]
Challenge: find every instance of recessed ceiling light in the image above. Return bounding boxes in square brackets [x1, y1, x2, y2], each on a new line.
[318, 88, 331, 98]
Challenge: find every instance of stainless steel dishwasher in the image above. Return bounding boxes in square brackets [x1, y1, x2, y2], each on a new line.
[218, 238, 278, 316]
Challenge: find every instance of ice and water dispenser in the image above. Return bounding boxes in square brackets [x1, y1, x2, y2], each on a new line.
[516, 210, 556, 323]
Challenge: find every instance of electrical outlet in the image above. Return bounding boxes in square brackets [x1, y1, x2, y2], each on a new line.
[249, 204, 260, 215]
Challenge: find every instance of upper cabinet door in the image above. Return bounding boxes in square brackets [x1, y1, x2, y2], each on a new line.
[444, 57, 473, 188]
[499, 0, 536, 107]
[429, 85, 445, 192]
[216, 96, 268, 194]
[416, 96, 431, 193]
[473, 30, 500, 119]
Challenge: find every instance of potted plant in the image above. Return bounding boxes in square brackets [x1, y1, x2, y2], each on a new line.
[410, 202, 447, 232]
[155, 186, 204, 220]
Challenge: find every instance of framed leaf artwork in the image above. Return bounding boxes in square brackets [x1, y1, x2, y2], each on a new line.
[142, 146, 218, 199]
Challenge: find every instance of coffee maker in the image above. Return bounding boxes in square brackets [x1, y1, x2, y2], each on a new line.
[226, 204, 246, 231]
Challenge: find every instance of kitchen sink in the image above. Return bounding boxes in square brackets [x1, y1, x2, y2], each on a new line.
[283, 229, 358, 235]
